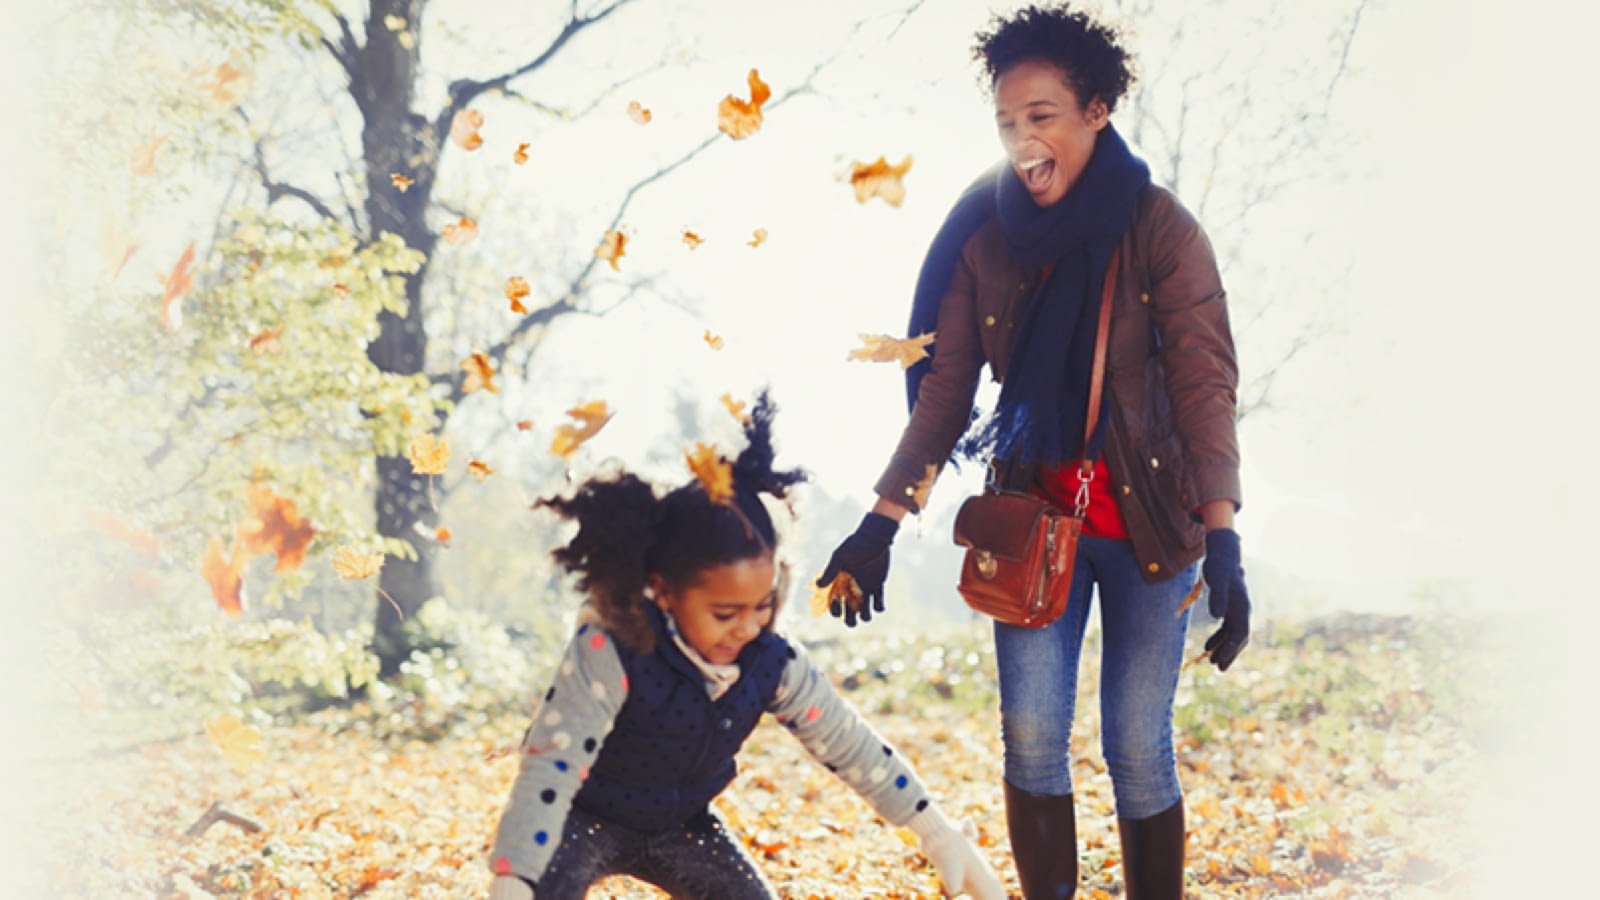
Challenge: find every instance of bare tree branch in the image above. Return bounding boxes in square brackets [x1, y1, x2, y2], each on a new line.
[1322, 0, 1369, 116]
[239, 110, 339, 222]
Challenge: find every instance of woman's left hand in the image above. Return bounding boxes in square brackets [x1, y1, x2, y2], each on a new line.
[1201, 528, 1250, 671]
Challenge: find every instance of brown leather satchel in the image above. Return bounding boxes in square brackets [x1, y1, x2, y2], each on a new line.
[952, 248, 1119, 628]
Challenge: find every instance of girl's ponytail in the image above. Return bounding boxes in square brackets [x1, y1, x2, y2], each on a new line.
[536, 471, 661, 652]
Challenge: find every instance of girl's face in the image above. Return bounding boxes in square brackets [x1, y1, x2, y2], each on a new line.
[652, 555, 778, 665]
[993, 59, 1108, 208]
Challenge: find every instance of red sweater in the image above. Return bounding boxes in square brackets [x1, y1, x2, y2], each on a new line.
[1036, 455, 1129, 540]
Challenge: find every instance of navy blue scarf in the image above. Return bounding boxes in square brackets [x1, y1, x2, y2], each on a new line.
[905, 125, 1149, 466]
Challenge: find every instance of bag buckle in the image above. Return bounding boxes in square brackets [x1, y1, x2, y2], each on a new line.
[975, 550, 997, 579]
[1073, 462, 1094, 517]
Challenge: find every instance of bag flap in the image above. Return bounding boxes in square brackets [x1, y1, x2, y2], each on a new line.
[952, 492, 1052, 561]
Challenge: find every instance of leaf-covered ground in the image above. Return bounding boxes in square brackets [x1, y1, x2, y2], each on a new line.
[28, 613, 1493, 898]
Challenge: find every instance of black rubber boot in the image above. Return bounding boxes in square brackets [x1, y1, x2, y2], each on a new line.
[1003, 780, 1079, 899]
[1117, 800, 1185, 899]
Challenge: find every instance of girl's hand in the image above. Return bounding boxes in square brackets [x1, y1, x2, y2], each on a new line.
[909, 806, 1007, 900]
[488, 874, 534, 900]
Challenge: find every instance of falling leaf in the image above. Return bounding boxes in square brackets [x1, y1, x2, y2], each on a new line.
[248, 325, 284, 356]
[83, 510, 161, 562]
[410, 433, 450, 475]
[513, 142, 530, 164]
[129, 129, 168, 177]
[594, 230, 627, 271]
[332, 283, 350, 297]
[461, 351, 498, 393]
[549, 400, 614, 459]
[442, 217, 479, 245]
[717, 68, 771, 140]
[205, 714, 265, 774]
[1175, 579, 1204, 617]
[848, 332, 935, 369]
[450, 108, 485, 150]
[849, 154, 914, 207]
[467, 460, 494, 482]
[811, 571, 861, 616]
[505, 276, 531, 314]
[515, 420, 534, 431]
[383, 14, 406, 30]
[434, 526, 453, 547]
[158, 241, 197, 333]
[748, 227, 768, 248]
[332, 546, 384, 580]
[98, 220, 141, 281]
[238, 484, 316, 573]
[720, 392, 749, 424]
[686, 442, 734, 505]
[200, 536, 247, 617]
[704, 330, 725, 350]
[911, 463, 938, 510]
[627, 100, 652, 124]
[188, 53, 255, 110]
[391, 173, 414, 192]
[682, 229, 704, 250]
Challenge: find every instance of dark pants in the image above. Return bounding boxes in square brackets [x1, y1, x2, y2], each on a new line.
[534, 806, 775, 899]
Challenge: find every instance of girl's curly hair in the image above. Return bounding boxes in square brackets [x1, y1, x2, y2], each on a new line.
[536, 390, 807, 653]
[972, 3, 1137, 113]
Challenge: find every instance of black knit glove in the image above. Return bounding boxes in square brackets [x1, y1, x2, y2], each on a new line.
[816, 512, 899, 627]
[1201, 528, 1250, 671]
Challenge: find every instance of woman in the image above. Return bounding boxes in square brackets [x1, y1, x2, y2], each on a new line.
[816, 5, 1250, 898]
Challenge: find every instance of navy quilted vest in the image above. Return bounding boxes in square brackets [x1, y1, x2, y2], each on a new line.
[571, 604, 790, 831]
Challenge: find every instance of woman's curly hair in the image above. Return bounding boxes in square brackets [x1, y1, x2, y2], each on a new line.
[972, 3, 1137, 113]
[536, 390, 807, 653]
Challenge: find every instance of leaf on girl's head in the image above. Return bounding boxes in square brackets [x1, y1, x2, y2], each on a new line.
[848, 332, 935, 369]
[513, 142, 530, 165]
[505, 276, 531, 314]
[390, 172, 414, 192]
[129, 129, 167, 177]
[704, 330, 724, 350]
[748, 227, 768, 248]
[450, 108, 485, 150]
[442, 217, 479, 245]
[515, 420, 534, 431]
[549, 401, 614, 459]
[248, 325, 283, 356]
[238, 484, 316, 573]
[594, 230, 627, 271]
[410, 432, 451, 475]
[627, 100, 652, 125]
[686, 442, 734, 505]
[158, 241, 197, 333]
[911, 463, 938, 510]
[849, 155, 914, 207]
[461, 351, 498, 393]
[682, 230, 704, 250]
[205, 714, 265, 774]
[332, 546, 384, 580]
[720, 392, 750, 424]
[467, 460, 494, 482]
[200, 536, 247, 617]
[717, 68, 770, 140]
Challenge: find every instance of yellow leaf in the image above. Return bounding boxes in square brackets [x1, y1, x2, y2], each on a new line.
[549, 401, 614, 459]
[848, 332, 935, 369]
[748, 227, 768, 248]
[720, 392, 750, 424]
[627, 100, 652, 124]
[812, 572, 861, 616]
[1175, 578, 1204, 617]
[390, 172, 414, 192]
[682, 229, 705, 250]
[332, 546, 384, 580]
[205, 714, 265, 774]
[911, 464, 938, 510]
[410, 432, 451, 475]
[686, 442, 734, 505]
[595, 230, 627, 271]
[513, 142, 530, 165]
[704, 329, 725, 350]
[468, 459, 494, 483]
[461, 351, 498, 393]
[506, 276, 531, 314]
[849, 155, 914, 207]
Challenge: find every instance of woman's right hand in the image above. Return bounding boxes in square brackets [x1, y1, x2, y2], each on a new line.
[488, 875, 534, 900]
[816, 512, 900, 626]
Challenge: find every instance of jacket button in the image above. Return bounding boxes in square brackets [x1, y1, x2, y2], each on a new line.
[904, 486, 915, 496]
[1146, 562, 1160, 573]
[1149, 457, 1160, 469]
[1139, 291, 1151, 304]
[1121, 485, 1131, 495]
[718, 718, 733, 731]
[984, 315, 996, 327]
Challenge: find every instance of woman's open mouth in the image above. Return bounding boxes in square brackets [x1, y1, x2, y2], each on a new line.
[1017, 156, 1056, 194]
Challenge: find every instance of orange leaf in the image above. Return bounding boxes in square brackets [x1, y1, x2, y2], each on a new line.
[467, 459, 494, 482]
[128, 129, 167, 177]
[237, 484, 317, 573]
[847, 332, 934, 369]
[515, 420, 534, 431]
[461, 351, 498, 393]
[332, 546, 383, 580]
[159, 241, 197, 333]
[205, 714, 265, 773]
[627, 100, 652, 124]
[442, 217, 479, 245]
[594, 230, 627, 271]
[717, 69, 770, 140]
[686, 442, 734, 505]
[200, 536, 247, 617]
[248, 325, 284, 356]
[549, 400, 614, 459]
[1175, 578, 1204, 617]
[505, 275, 532, 315]
[849, 154, 914, 207]
[409, 433, 451, 475]
[704, 330, 725, 350]
[450, 108, 484, 150]
[390, 172, 414, 192]
[513, 142, 530, 165]
[748, 227, 768, 248]
[434, 526, 453, 547]
[332, 282, 350, 297]
[682, 229, 705, 250]
[720, 392, 749, 424]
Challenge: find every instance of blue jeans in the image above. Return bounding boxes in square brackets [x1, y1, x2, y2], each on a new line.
[994, 535, 1196, 820]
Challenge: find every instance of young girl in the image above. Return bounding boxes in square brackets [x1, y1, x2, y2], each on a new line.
[487, 393, 1004, 900]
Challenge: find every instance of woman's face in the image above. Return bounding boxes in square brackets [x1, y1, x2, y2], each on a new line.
[994, 59, 1108, 208]
[652, 554, 777, 665]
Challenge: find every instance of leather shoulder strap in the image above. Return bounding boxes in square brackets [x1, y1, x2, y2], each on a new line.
[1080, 246, 1121, 465]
